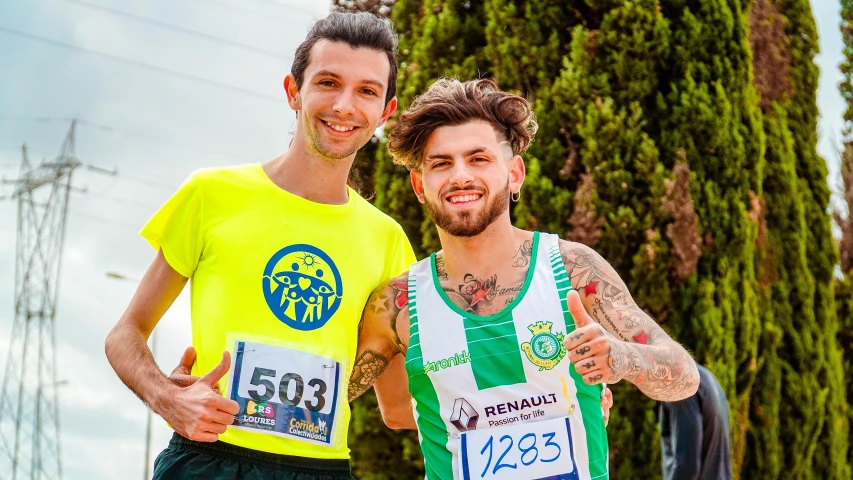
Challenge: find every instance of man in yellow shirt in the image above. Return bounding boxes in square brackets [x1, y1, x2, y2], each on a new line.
[104, 12, 414, 480]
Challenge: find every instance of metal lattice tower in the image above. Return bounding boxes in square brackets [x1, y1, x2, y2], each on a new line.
[0, 121, 80, 480]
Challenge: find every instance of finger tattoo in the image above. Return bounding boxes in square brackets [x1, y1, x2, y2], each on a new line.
[576, 346, 591, 355]
[589, 374, 603, 382]
[582, 360, 596, 370]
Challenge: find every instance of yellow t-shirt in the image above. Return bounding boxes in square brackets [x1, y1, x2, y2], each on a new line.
[141, 163, 415, 459]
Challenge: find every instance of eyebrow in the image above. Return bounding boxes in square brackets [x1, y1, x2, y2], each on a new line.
[425, 147, 498, 162]
[311, 70, 385, 89]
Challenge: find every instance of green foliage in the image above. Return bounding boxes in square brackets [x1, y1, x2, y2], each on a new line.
[349, 391, 424, 479]
[754, 0, 850, 477]
[836, 274, 853, 468]
[836, 0, 853, 469]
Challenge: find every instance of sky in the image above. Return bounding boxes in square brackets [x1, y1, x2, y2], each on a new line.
[0, 1, 847, 479]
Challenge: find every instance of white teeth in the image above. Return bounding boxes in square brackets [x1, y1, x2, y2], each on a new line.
[449, 194, 480, 204]
[324, 121, 354, 132]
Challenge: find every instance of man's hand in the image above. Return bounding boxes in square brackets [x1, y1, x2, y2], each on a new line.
[564, 290, 631, 385]
[157, 350, 239, 442]
[601, 386, 613, 426]
[168, 346, 220, 394]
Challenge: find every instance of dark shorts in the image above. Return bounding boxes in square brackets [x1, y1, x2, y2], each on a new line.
[152, 433, 355, 480]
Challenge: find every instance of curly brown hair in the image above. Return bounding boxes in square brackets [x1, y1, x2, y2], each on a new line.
[387, 78, 537, 170]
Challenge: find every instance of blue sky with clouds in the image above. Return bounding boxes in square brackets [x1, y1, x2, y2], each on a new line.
[0, 2, 846, 479]
[815, 1, 845, 194]
[0, 1, 326, 478]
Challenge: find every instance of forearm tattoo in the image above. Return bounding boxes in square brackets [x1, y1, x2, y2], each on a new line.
[560, 240, 698, 400]
[348, 350, 390, 402]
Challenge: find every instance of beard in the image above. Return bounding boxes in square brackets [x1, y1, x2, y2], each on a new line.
[423, 181, 510, 237]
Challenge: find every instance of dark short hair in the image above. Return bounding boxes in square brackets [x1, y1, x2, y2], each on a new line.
[292, 12, 398, 105]
[388, 78, 537, 170]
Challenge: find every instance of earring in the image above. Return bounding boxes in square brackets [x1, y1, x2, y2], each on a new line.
[511, 189, 521, 202]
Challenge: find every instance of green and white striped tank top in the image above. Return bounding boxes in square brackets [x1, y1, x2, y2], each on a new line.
[405, 232, 609, 480]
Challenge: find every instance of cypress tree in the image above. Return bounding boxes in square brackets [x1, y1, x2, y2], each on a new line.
[782, 0, 849, 475]
[837, 0, 853, 468]
[745, 0, 850, 477]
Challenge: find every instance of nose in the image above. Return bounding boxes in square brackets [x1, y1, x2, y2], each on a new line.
[448, 161, 475, 188]
[332, 89, 356, 117]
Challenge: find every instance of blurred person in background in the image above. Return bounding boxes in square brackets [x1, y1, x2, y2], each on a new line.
[659, 362, 732, 480]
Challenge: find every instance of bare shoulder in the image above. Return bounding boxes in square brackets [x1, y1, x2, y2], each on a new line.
[557, 239, 665, 345]
[361, 271, 412, 354]
[557, 239, 629, 294]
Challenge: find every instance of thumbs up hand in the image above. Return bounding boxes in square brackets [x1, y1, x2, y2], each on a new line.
[158, 350, 240, 442]
[563, 290, 630, 386]
[168, 346, 220, 394]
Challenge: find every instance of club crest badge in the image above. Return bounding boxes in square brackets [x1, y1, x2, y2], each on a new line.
[521, 321, 566, 371]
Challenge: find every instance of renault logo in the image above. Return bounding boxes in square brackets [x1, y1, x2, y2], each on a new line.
[450, 398, 479, 432]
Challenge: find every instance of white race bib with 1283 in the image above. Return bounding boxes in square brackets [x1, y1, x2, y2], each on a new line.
[458, 415, 579, 480]
[227, 340, 342, 446]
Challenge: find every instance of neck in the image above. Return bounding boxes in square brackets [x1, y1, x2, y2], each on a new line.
[436, 217, 532, 280]
[262, 135, 355, 205]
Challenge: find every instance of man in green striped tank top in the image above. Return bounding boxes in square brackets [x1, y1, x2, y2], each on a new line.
[348, 78, 700, 480]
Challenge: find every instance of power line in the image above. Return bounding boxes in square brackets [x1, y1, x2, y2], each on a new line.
[69, 209, 140, 229]
[252, 0, 321, 14]
[0, 25, 283, 102]
[73, 189, 162, 209]
[187, 0, 318, 23]
[0, 116, 75, 124]
[116, 172, 177, 191]
[58, 0, 292, 61]
[0, 115, 259, 164]
[0, 146, 65, 159]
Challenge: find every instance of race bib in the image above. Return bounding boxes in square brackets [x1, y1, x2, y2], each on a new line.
[458, 416, 578, 480]
[227, 340, 342, 446]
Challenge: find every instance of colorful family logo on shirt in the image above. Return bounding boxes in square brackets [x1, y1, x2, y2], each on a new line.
[262, 244, 343, 331]
[521, 321, 567, 371]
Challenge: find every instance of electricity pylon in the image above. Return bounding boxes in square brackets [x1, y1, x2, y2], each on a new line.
[0, 121, 80, 480]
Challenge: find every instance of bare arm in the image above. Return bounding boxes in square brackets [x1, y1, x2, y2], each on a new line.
[348, 274, 416, 428]
[374, 355, 416, 429]
[560, 240, 699, 401]
[105, 250, 187, 408]
[104, 250, 238, 441]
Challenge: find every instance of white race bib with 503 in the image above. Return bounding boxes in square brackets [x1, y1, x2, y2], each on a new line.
[227, 340, 342, 446]
[458, 415, 579, 480]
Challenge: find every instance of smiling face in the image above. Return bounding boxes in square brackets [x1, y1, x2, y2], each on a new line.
[411, 121, 525, 238]
[285, 40, 397, 162]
